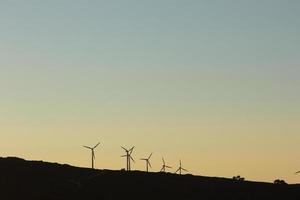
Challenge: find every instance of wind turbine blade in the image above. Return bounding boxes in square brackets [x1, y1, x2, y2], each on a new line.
[296, 171, 300, 174]
[162, 157, 165, 165]
[83, 146, 92, 149]
[94, 142, 100, 149]
[175, 168, 180, 173]
[148, 153, 153, 159]
[148, 161, 152, 168]
[121, 146, 128, 151]
[129, 146, 135, 154]
[121, 155, 127, 157]
[92, 151, 95, 159]
[140, 158, 147, 161]
[166, 166, 172, 169]
[130, 156, 135, 163]
[182, 168, 188, 172]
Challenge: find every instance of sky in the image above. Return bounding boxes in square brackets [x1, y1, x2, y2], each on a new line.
[0, 0, 299, 183]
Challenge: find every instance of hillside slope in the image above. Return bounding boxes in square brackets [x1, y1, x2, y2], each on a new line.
[0, 157, 299, 200]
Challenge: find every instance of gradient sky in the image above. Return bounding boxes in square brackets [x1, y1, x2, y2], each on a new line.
[0, 0, 300, 183]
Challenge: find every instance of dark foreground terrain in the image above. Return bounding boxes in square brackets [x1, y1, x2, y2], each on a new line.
[0, 157, 299, 200]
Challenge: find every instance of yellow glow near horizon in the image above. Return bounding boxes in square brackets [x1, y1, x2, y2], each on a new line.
[2, 111, 300, 183]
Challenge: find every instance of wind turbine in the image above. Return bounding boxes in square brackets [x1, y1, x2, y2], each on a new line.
[121, 146, 135, 171]
[175, 160, 188, 175]
[160, 157, 172, 172]
[140, 153, 153, 172]
[83, 142, 100, 169]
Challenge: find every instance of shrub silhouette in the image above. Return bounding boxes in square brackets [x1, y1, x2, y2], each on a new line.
[274, 179, 288, 185]
[233, 175, 245, 181]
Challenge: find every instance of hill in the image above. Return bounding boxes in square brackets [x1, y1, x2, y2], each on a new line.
[0, 157, 299, 200]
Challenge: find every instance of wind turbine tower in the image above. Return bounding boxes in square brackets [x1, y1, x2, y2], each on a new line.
[160, 157, 172, 172]
[83, 142, 100, 169]
[141, 153, 153, 172]
[121, 146, 135, 171]
[175, 160, 188, 175]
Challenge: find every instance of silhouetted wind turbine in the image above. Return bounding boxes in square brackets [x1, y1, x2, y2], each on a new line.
[141, 153, 153, 172]
[83, 142, 100, 169]
[160, 157, 172, 172]
[175, 160, 188, 175]
[121, 146, 135, 171]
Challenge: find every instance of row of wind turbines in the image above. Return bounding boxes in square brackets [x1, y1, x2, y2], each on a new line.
[83, 142, 188, 174]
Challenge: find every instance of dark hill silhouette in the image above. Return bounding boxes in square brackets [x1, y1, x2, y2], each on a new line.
[0, 157, 299, 200]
